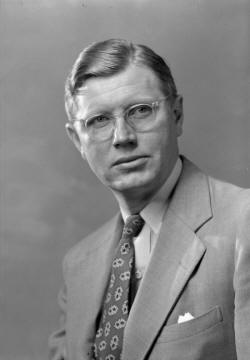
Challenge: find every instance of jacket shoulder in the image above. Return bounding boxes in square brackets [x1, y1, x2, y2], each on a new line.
[208, 175, 250, 210]
[181, 156, 250, 218]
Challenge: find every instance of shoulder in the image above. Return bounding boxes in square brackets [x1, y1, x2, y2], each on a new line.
[208, 175, 250, 206]
[179, 157, 250, 232]
[206, 174, 250, 220]
[62, 213, 121, 271]
[182, 156, 250, 211]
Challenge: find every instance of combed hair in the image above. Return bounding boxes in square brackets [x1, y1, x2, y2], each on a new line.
[65, 39, 178, 121]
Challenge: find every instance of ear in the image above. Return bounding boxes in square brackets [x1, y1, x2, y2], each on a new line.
[172, 95, 184, 137]
[65, 122, 86, 159]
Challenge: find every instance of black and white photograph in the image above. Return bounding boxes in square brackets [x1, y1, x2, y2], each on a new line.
[1, 1, 249, 359]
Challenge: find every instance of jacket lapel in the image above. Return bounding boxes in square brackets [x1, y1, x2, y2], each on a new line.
[77, 214, 123, 358]
[122, 158, 213, 360]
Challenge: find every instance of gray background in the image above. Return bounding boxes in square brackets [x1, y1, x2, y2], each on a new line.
[1, 0, 249, 359]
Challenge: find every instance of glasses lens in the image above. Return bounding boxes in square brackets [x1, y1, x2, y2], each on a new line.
[127, 103, 154, 130]
[86, 115, 113, 140]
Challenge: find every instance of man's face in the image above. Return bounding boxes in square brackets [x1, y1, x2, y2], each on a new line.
[69, 64, 183, 199]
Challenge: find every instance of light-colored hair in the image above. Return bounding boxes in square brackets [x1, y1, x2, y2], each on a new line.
[65, 39, 178, 122]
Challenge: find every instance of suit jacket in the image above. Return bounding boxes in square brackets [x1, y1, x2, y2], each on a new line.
[49, 158, 250, 360]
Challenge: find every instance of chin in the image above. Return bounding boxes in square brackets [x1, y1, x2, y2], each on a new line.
[110, 174, 157, 194]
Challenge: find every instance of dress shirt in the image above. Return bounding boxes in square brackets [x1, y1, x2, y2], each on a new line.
[120, 157, 182, 283]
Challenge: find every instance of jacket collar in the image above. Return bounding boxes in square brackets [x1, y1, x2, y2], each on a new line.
[169, 156, 213, 232]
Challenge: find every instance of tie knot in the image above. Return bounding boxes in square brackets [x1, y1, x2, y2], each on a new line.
[122, 214, 145, 238]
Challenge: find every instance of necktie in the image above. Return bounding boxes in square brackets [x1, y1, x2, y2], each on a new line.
[93, 214, 145, 360]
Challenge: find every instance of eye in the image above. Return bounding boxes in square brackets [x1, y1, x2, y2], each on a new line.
[86, 115, 111, 128]
[128, 104, 152, 119]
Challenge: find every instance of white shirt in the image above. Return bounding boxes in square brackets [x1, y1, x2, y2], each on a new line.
[120, 157, 182, 282]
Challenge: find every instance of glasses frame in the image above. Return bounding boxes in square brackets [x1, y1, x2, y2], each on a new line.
[73, 96, 170, 141]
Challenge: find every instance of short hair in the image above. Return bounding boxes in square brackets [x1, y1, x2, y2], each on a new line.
[65, 39, 178, 122]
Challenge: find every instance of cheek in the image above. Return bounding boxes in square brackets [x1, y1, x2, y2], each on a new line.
[84, 144, 109, 177]
[146, 132, 174, 176]
[86, 150, 101, 170]
[145, 128, 170, 156]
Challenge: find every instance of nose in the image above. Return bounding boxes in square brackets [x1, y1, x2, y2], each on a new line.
[112, 117, 137, 147]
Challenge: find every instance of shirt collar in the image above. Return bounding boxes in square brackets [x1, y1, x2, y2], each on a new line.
[120, 157, 182, 234]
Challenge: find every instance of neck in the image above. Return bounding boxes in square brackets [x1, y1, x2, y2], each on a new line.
[112, 190, 152, 216]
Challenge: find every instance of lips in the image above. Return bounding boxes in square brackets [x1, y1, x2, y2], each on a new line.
[113, 155, 148, 166]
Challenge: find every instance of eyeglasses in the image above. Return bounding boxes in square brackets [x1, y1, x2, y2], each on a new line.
[74, 96, 169, 141]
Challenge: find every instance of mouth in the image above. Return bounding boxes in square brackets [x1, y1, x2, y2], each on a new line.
[113, 155, 149, 168]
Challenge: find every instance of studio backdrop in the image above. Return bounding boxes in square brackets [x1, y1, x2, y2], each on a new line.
[1, 1, 249, 359]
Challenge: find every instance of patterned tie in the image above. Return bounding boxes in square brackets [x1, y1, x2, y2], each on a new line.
[93, 214, 145, 360]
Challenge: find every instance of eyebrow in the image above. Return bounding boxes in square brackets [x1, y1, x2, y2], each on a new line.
[83, 98, 157, 117]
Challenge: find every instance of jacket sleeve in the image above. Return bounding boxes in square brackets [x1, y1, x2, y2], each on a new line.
[234, 201, 250, 360]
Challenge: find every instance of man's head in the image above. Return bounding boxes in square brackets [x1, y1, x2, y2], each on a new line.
[65, 39, 183, 203]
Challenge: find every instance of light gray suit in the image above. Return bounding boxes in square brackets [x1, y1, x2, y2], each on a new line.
[49, 158, 250, 360]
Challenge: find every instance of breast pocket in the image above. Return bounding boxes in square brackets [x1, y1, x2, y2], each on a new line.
[157, 306, 223, 343]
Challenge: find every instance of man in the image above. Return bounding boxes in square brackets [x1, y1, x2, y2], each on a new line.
[49, 39, 250, 360]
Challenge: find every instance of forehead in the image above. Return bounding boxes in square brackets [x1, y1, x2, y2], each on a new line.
[75, 64, 164, 118]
